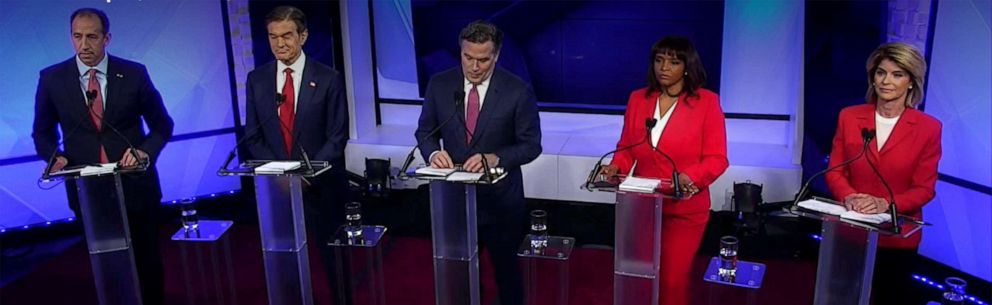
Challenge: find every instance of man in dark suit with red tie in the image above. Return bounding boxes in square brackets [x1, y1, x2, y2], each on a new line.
[416, 20, 543, 305]
[243, 5, 350, 303]
[32, 8, 174, 305]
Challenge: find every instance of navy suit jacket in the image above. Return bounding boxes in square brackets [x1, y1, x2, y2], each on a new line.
[244, 58, 349, 167]
[33, 55, 175, 205]
[416, 67, 542, 223]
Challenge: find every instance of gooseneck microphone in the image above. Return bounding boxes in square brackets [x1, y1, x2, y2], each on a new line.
[583, 118, 657, 190]
[862, 129, 900, 233]
[791, 127, 875, 208]
[83, 89, 147, 170]
[648, 125, 683, 198]
[397, 91, 466, 179]
[220, 93, 285, 171]
[41, 91, 101, 179]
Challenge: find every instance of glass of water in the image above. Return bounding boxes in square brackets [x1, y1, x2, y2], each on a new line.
[345, 202, 363, 239]
[718, 235, 739, 280]
[530, 210, 548, 250]
[943, 277, 967, 304]
[179, 198, 199, 236]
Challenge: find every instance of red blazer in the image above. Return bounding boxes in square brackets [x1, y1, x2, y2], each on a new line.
[610, 88, 729, 215]
[826, 104, 942, 249]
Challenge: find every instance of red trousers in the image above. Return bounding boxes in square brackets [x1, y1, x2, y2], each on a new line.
[659, 208, 709, 305]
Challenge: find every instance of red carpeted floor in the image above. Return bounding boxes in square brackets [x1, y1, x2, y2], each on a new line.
[0, 223, 817, 305]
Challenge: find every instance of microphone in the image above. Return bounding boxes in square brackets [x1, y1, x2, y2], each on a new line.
[275, 94, 315, 174]
[862, 129, 900, 233]
[791, 127, 875, 209]
[646, 121, 684, 198]
[41, 90, 100, 179]
[220, 93, 286, 171]
[583, 118, 657, 190]
[397, 91, 466, 179]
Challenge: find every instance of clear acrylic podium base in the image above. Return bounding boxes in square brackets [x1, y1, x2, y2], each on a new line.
[518, 235, 574, 305]
[171, 220, 238, 305]
[327, 225, 388, 305]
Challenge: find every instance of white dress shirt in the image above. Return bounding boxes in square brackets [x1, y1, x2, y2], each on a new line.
[76, 53, 109, 108]
[276, 52, 306, 113]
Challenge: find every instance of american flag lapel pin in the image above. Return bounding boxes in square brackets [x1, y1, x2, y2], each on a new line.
[309, 81, 316, 88]
[115, 73, 124, 78]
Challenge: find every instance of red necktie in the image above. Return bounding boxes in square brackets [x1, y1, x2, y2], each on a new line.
[87, 69, 109, 163]
[279, 68, 296, 155]
[466, 84, 479, 143]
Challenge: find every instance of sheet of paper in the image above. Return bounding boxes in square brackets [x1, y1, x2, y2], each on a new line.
[446, 171, 484, 182]
[618, 176, 660, 193]
[255, 161, 301, 173]
[840, 210, 892, 224]
[797, 199, 848, 216]
[415, 167, 456, 177]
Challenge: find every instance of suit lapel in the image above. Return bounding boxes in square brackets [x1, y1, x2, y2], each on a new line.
[855, 106, 880, 158]
[103, 57, 123, 123]
[261, 63, 289, 159]
[879, 109, 918, 156]
[469, 71, 501, 149]
[60, 60, 94, 131]
[293, 60, 317, 139]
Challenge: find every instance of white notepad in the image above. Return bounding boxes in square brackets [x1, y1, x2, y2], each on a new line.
[797, 199, 847, 215]
[415, 167, 456, 177]
[80, 163, 117, 176]
[254, 161, 301, 174]
[447, 171, 484, 182]
[798, 199, 893, 224]
[618, 176, 660, 193]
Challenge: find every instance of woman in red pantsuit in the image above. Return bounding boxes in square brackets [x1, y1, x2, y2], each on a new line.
[826, 42, 941, 304]
[601, 36, 728, 305]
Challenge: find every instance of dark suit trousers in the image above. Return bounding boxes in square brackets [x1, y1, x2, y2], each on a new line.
[478, 208, 527, 305]
[303, 169, 350, 304]
[65, 177, 165, 305]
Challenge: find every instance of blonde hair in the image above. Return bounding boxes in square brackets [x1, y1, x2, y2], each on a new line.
[865, 42, 927, 108]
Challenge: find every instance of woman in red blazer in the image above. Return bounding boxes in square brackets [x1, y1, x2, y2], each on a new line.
[826, 42, 942, 304]
[601, 36, 728, 305]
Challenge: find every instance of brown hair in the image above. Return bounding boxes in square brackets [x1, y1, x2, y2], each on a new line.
[865, 42, 927, 108]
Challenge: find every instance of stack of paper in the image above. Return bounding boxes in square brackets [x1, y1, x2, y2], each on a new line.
[797, 199, 847, 215]
[447, 171, 484, 182]
[840, 211, 892, 224]
[415, 167, 456, 177]
[80, 163, 117, 176]
[798, 199, 893, 224]
[618, 176, 661, 193]
[255, 161, 301, 174]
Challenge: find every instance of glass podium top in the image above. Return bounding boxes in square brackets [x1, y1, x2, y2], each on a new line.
[582, 174, 693, 200]
[44, 162, 148, 181]
[787, 197, 925, 238]
[403, 166, 508, 185]
[218, 159, 332, 177]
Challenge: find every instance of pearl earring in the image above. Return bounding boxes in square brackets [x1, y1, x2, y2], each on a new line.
[684, 72, 688, 76]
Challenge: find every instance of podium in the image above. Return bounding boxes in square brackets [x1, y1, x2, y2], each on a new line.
[47, 165, 145, 305]
[517, 235, 575, 305]
[171, 220, 238, 305]
[327, 225, 388, 305]
[789, 197, 925, 305]
[587, 176, 685, 305]
[408, 168, 507, 305]
[219, 160, 332, 305]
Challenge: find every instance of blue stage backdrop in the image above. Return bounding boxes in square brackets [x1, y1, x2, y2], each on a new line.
[0, 0, 240, 230]
[406, 0, 724, 108]
[918, 0, 991, 282]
